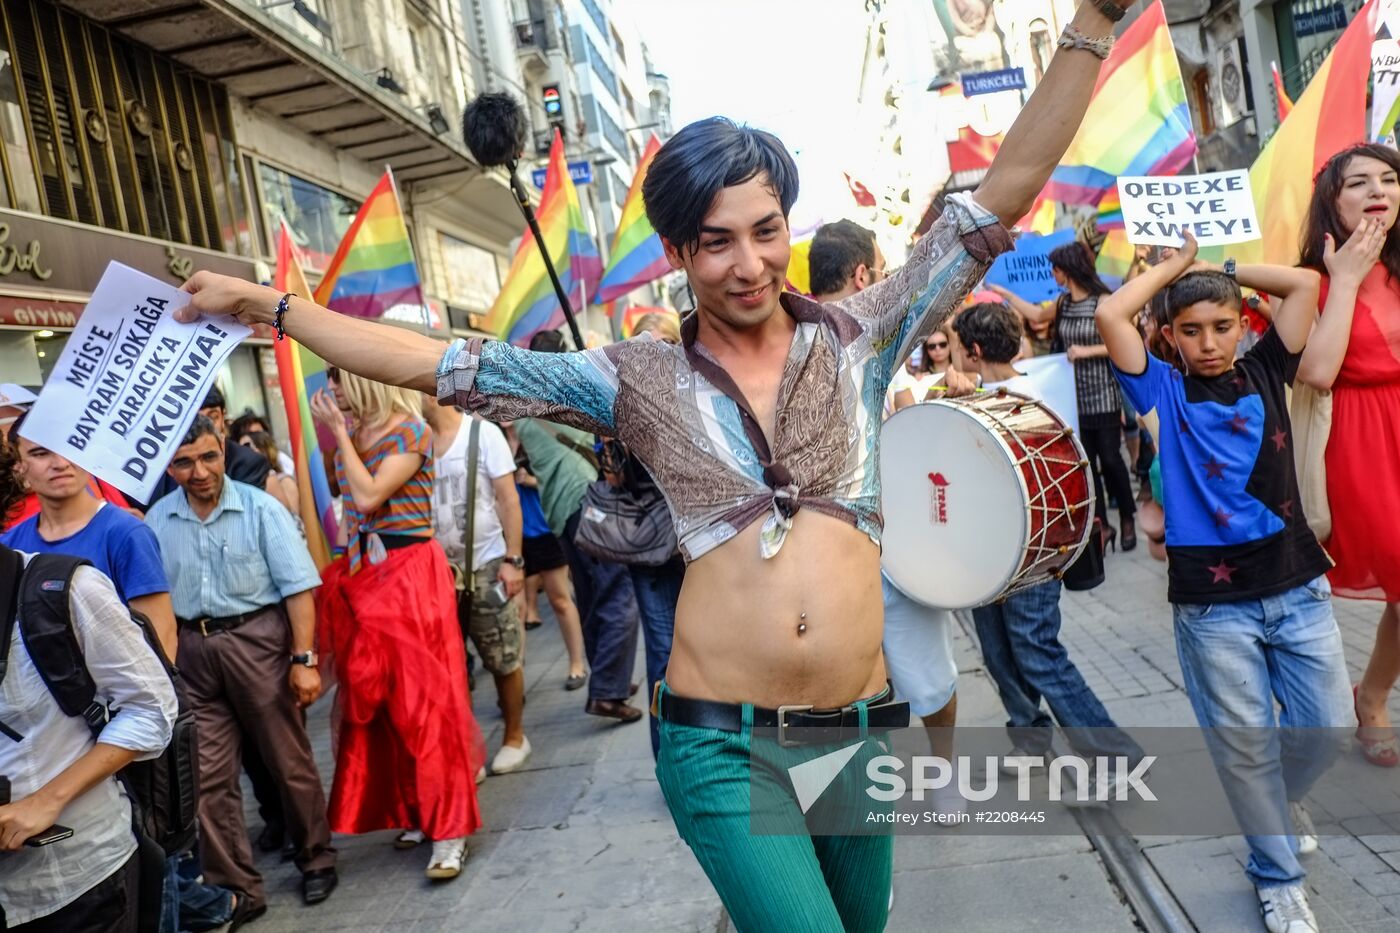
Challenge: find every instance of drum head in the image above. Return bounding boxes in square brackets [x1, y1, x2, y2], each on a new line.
[880, 402, 1028, 610]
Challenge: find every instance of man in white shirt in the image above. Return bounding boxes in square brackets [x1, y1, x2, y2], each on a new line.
[0, 541, 178, 932]
[422, 398, 530, 775]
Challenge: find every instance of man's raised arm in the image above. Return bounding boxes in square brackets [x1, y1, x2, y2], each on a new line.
[973, 1, 1131, 228]
[176, 274, 446, 394]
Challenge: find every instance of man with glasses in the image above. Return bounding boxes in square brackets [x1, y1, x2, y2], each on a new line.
[145, 415, 338, 922]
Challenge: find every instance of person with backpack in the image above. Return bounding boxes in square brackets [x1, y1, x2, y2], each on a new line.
[144, 415, 338, 918]
[0, 443, 178, 932]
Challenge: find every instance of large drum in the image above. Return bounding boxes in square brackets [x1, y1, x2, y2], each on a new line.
[880, 390, 1095, 609]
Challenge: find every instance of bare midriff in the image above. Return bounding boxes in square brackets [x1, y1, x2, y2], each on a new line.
[665, 509, 887, 709]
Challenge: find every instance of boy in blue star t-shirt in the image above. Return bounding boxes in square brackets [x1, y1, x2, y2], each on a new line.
[1096, 233, 1350, 933]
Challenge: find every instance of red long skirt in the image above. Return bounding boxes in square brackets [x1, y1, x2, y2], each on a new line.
[317, 539, 486, 839]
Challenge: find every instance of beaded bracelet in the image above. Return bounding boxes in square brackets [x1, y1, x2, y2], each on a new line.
[1058, 23, 1115, 61]
[273, 292, 293, 341]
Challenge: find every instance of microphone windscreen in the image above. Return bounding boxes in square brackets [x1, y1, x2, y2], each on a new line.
[463, 93, 528, 168]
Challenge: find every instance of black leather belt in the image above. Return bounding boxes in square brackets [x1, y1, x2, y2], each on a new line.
[653, 684, 910, 747]
[177, 605, 276, 636]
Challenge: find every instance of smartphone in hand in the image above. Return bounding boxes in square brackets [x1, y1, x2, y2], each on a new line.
[25, 825, 74, 847]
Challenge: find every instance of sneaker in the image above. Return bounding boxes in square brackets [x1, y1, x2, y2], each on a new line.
[425, 837, 469, 881]
[999, 747, 1047, 775]
[475, 765, 487, 785]
[491, 737, 532, 774]
[1257, 883, 1318, 933]
[394, 829, 426, 850]
[1290, 802, 1319, 856]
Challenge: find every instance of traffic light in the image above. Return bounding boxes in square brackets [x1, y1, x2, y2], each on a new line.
[543, 85, 563, 124]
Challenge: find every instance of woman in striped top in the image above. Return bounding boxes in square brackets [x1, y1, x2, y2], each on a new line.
[311, 368, 485, 881]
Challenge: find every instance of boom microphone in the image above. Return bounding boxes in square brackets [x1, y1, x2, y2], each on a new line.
[460, 92, 584, 348]
[462, 92, 527, 170]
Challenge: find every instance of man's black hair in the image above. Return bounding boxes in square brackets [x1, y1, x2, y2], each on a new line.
[641, 117, 799, 255]
[181, 414, 220, 448]
[201, 385, 225, 412]
[529, 330, 566, 353]
[1165, 272, 1241, 321]
[808, 220, 877, 297]
[952, 303, 1024, 365]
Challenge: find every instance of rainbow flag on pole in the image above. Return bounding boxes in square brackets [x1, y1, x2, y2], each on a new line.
[1042, 1, 1196, 207]
[273, 219, 334, 569]
[313, 170, 425, 320]
[486, 130, 602, 345]
[1271, 61, 1294, 123]
[594, 135, 670, 304]
[1223, 0, 1380, 265]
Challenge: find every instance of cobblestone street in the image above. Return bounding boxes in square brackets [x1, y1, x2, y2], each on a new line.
[242, 542, 1400, 932]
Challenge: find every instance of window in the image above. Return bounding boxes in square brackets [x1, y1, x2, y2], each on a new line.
[596, 104, 626, 157]
[256, 162, 360, 272]
[580, 0, 607, 36]
[610, 25, 626, 63]
[0, 1, 250, 253]
[1191, 69, 1216, 136]
[1028, 20, 1052, 83]
[585, 34, 618, 98]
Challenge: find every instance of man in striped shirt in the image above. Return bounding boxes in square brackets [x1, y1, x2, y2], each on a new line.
[145, 415, 338, 920]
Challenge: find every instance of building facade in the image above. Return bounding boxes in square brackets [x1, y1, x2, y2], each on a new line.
[0, 0, 531, 439]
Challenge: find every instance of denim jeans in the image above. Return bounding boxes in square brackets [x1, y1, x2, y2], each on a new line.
[161, 853, 233, 933]
[561, 509, 640, 702]
[1173, 576, 1352, 888]
[972, 579, 1141, 760]
[629, 559, 684, 758]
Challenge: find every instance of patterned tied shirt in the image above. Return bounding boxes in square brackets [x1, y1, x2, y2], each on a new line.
[436, 194, 1013, 563]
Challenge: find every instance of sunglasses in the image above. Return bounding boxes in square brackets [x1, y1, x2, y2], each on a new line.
[925, 341, 948, 350]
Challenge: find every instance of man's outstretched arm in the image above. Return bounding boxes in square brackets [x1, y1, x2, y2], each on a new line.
[176, 275, 445, 393]
[973, 1, 1131, 228]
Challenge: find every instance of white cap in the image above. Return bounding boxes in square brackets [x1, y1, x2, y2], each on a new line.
[0, 383, 38, 408]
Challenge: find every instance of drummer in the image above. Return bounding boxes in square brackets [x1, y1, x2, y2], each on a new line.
[811, 222, 964, 811]
[950, 303, 1143, 784]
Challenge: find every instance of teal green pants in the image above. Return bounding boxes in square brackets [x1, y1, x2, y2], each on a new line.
[654, 681, 893, 933]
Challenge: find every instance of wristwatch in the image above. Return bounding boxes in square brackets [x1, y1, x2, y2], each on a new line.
[1092, 0, 1127, 22]
[290, 651, 318, 668]
[503, 554, 525, 569]
[1223, 258, 1238, 280]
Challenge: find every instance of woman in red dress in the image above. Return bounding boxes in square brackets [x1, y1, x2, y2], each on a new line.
[1299, 143, 1400, 768]
[311, 368, 487, 875]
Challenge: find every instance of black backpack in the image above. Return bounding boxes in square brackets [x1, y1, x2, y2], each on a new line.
[0, 549, 199, 856]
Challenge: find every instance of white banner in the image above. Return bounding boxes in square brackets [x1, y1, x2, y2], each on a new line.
[1117, 170, 1261, 247]
[1372, 39, 1400, 145]
[20, 262, 249, 501]
[1015, 353, 1079, 437]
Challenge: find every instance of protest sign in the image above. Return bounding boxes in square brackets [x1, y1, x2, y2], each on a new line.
[983, 229, 1076, 304]
[1371, 39, 1400, 144]
[19, 262, 249, 502]
[1116, 170, 1260, 247]
[1016, 353, 1079, 436]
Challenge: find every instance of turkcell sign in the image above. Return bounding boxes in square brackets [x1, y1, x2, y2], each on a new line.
[961, 67, 1027, 97]
[531, 161, 593, 189]
[1294, 2, 1347, 38]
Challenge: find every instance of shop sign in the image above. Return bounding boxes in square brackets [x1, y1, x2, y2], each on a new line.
[1294, 2, 1348, 38]
[0, 209, 258, 296]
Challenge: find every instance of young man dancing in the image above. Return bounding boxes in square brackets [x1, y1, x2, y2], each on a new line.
[1097, 235, 1349, 933]
[174, 3, 1134, 926]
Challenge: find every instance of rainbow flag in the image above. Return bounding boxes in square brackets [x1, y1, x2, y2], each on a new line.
[272, 219, 335, 569]
[313, 170, 425, 320]
[1271, 61, 1294, 123]
[1042, 1, 1196, 207]
[1096, 229, 1136, 285]
[1222, 0, 1380, 265]
[621, 305, 679, 338]
[486, 130, 602, 345]
[594, 135, 669, 304]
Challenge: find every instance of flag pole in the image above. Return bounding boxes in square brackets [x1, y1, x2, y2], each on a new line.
[503, 154, 586, 349]
[384, 165, 433, 337]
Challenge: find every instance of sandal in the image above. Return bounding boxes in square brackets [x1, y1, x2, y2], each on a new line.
[394, 829, 426, 849]
[1353, 685, 1400, 768]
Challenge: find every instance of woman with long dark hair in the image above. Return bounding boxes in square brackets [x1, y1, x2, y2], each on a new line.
[1002, 240, 1137, 551]
[1298, 142, 1400, 768]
